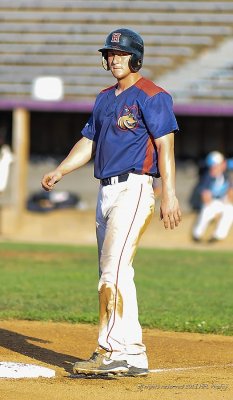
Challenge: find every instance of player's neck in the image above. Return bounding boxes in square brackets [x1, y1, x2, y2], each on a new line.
[115, 73, 142, 95]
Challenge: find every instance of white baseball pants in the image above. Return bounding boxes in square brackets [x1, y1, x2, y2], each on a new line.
[96, 173, 155, 368]
[193, 198, 233, 240]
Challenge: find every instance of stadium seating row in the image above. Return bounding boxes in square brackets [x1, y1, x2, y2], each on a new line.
[0, 0, 232, 103]
[1, 0, 233, 11]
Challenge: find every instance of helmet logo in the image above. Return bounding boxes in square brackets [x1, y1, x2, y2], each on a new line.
[111, 32, 121, 43]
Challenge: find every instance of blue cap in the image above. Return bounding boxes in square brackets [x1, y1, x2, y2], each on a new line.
[206, 151, 224, 167]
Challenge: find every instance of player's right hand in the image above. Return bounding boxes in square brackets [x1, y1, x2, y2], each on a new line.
[160, 195, 182, 230]
[41, 170, 62, 191]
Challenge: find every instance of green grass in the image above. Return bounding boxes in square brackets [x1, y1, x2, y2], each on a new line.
[0, 242, 233, 335]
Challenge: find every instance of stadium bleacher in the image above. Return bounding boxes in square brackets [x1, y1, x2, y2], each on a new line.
[0, 1, 233, 103]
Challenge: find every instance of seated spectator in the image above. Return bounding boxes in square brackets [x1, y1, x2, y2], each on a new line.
[192, 151, 233, 243]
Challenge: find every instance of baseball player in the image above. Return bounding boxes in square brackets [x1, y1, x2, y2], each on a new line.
[192, 151, 233, 242]
[41, 28, 181, 376]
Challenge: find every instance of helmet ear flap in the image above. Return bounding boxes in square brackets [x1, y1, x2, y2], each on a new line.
[101, 53, 109, 71]
[129, 54, 143, 72]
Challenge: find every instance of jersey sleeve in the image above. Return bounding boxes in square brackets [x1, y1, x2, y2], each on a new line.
[142, 92, 179, 139]
[81, 114, 95, 140]
[199, 172, 212, 191]
[81, 93, 102, 141]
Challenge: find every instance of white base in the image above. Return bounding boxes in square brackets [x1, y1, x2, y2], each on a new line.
[0, 362, 55, 378]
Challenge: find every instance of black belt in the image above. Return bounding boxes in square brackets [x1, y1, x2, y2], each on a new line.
[100, 173, 129, 186]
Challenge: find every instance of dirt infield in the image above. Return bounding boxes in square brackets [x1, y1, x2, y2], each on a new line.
[0, 320, 233, 400]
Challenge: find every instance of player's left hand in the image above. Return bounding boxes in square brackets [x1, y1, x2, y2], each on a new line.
[160, 195, 182, 229]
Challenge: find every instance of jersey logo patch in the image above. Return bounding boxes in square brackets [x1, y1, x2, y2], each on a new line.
[117, 105, 139, 131]
[111, 32, 121, 42]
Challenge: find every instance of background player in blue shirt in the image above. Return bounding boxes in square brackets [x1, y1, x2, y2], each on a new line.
[192, 151, 233, 243]
[41, 28, 182, 377]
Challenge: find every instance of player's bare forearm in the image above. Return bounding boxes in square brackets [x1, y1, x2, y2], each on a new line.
[41, 137, 95, 191]
[56, 137, 95, 175]
[155, 132, 182, 229]
[201, 189, 213, 204]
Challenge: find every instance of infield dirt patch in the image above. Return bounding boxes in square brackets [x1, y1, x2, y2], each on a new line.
[0, 320, 232, 400]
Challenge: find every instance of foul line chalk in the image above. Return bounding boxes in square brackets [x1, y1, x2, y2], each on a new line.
[0, 362, 55, 378]
[149, 363, 233, 374]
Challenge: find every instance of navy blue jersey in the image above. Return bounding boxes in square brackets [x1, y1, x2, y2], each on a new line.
[82, 77, 179, 179]
[200, 172, 230, 199]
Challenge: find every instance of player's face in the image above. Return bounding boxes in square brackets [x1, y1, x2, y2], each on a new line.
[210, 161, 226, 177]
[107, 50, 132, 79]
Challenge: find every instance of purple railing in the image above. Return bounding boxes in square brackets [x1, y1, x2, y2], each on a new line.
[0, 99, 233, 116]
